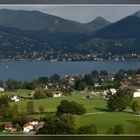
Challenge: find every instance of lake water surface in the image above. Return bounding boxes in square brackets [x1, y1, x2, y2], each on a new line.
[0, 60, 140, 81]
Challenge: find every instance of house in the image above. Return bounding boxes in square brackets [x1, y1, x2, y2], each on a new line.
[11, 95, 20, 102]
[105, 75, 115, 81]
[51, 91, 63, 98]
[23, 120, 45, 134]
[133, 89, 140, 98]
[36, 84, 48, 90]
[0, 87, 4, 92]
[64, 75, 82, 88]
[23, 124, 34, 134]
[0, 122, 15, 132]
[106, 88, 117, 95]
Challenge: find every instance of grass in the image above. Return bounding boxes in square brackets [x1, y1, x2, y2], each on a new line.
[0, 89, 31, 96]
[11, 92, 106, 113]
[7, 90, 140, 134]
[75, 111, 140, 134]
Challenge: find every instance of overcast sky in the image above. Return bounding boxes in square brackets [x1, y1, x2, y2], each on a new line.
[0, 4, 140, 23]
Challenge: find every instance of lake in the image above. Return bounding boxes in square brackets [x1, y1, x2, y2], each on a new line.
[0, 60, 140, 81]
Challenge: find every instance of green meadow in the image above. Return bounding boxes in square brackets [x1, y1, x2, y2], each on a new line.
[1, 89, 140, 134]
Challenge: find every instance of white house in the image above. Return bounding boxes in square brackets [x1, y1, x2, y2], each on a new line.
[51, 91, 63, 98]
[23, 121, 45, 134]
[109, 88, 117, 95]
[133, 89, 140, 98]
[0, 87, 4, 92]
[23, 125, 34, 133]
[11, 95, 20, 102]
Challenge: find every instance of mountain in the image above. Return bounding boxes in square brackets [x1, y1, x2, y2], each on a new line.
[85, 17, 111, 31]
[75, 11, 140, 54]
[0, 9, 94, 55]
[0, 9, 91, 33]
[1, 9, 140, 56]
[93, 11, 140, 39]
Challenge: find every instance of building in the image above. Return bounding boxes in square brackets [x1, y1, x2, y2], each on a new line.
[51, 91, 63, 98]
[133, 89, 140, 98]
[0, 122, 15, 132]
[23, 120, 45, 134]
[0, 87, 4, 92]
[11, 95, 20, 102]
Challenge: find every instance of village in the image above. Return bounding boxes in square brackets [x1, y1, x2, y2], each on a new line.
[0, 69, 140, 134]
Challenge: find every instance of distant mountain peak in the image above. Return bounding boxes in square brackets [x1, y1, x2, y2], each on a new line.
[85, 16, 111, 31]
[132, 11, 140, 17]
[94, 16, 107, 21]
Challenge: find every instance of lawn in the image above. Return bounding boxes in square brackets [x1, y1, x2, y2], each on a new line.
[11, 92, 106, 113]
[0, 89, 31, 96]
[9, 91, 140, 134]
[75, 111, 140, 134]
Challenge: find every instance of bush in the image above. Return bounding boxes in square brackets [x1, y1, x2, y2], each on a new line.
[131, 100, 140, 114]
[76, 123, 97, 134]
[114, 124, 124, 134]
[34, 90, 46, 99]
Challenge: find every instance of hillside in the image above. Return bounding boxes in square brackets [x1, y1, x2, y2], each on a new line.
[85, 17, 111, 31]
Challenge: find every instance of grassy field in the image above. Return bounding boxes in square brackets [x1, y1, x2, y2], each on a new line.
[0, 89, 31, 96]
[11, 92, 106, 113]
[2, 89, 140, 134]
[75, 112, 140, 134]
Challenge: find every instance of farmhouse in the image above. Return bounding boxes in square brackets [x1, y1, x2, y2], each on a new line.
[11, 95, 20, 102]
[133, 89, 140, 98]
[0, 87, 4, 92]
[0, 122, 15, 132]
[107, 88, 117, 95]
[23, 120, 45, 134]
[51, 91, 63, 98]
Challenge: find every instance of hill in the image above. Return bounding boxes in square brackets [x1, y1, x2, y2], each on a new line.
[85, 17, 111, 31]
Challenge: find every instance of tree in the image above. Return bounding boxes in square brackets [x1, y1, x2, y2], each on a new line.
[26, 101, 34, 115]
[84, 74, 95, 85]
[0, 95, 10, 108]
[0, 80, 4, 87]
[100, 70, 108, 76]
[37, 114, 75, 134]
[10, 104, 19, 118]
[34, 90, 46, 99]
[107, 90, 133, 112]
[76, 123, 97, 134]
[38, 76, 49, 84]
[56, 100, 86, 116]
[5, 79, 21, 90]
[37, 114, 57, 134]
[91, 70, 98, 77]
[114, 70, 126, 81]
[50, 74, 60, 83]
[114, 124, 124, 134]
[39, 105, 45, 114]
[105, 127, 114, 134]
[74, 80, 86, 91]
[131, 100, 140, 114]
[0, 124, 5, 132]
[55, 113, 75, 134]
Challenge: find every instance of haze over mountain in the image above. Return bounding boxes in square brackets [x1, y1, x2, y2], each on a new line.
[85, 17, 111, 31]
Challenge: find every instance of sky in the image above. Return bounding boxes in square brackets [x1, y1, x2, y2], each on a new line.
[0, 4, 140, 23]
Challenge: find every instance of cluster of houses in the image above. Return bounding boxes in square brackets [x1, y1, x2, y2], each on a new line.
[121, 74, 140, 97]
[0, 119, 45, 134]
